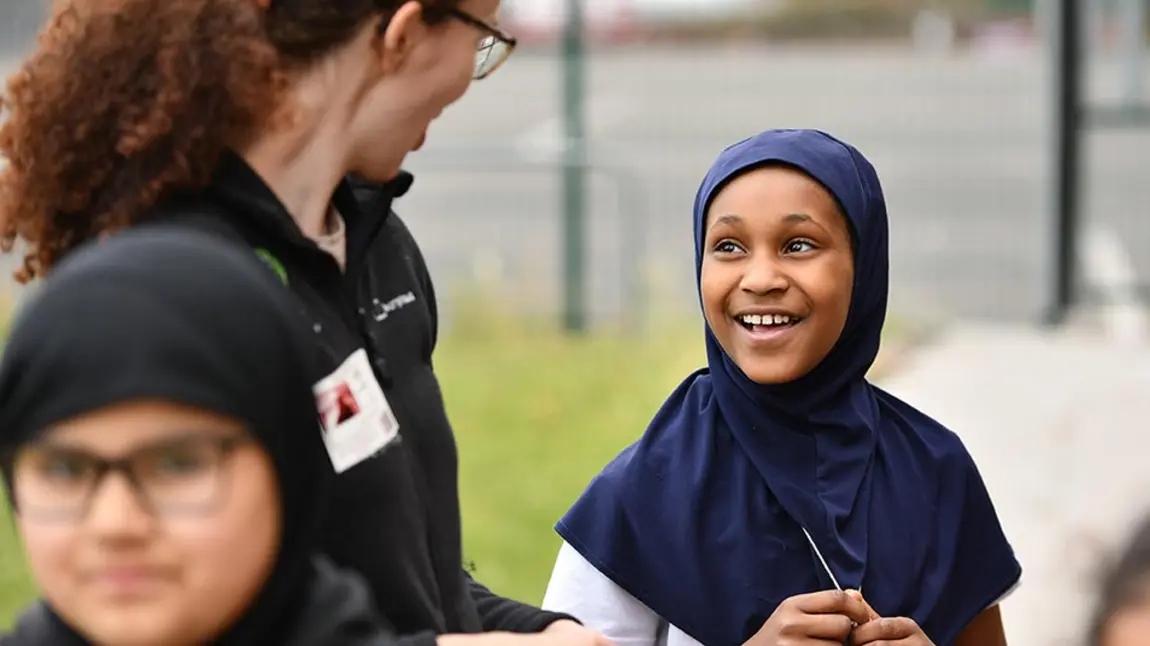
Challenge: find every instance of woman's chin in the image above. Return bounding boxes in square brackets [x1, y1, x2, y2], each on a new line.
[351, 162, 405, 184]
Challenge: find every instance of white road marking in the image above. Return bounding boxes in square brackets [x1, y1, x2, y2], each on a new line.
[1082, 225, 1147, 346]
[513, 95, 636, 156]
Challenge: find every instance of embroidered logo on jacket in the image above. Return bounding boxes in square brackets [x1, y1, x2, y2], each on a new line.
[371, 291, 416, 322]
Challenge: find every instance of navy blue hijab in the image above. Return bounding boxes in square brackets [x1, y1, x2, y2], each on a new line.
[556, 129, 1020, 646]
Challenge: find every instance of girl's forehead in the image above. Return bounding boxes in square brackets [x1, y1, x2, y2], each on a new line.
[41, 401, 245, 453]
[704, 167, 848, 231]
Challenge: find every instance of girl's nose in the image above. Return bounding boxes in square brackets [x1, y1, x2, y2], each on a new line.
[85, 473, 155, 539]
[739, 255, 789, 295]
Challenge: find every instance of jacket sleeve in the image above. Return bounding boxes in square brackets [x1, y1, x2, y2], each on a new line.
[466, 571, 580, 633]
[281, 556, 443, 646]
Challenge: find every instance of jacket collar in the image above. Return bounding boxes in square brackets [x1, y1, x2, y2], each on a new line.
[206, 152, 414, 276]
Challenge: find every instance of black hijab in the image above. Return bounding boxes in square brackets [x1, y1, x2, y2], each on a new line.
[0, 226, 332, 645]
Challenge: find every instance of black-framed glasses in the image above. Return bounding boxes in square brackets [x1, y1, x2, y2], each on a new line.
[8, 433, 250, 523]
[443, 7, 518, 80]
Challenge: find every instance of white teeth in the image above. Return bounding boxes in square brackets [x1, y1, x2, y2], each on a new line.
[739, 314, 794, 326]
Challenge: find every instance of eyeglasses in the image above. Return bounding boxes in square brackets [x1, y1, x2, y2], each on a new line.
[443, 7, 518, 80]
[7, 434, 249, 523]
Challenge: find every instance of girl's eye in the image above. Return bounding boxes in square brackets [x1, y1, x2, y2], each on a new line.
[784, 239, 816, 254]
[714, 240, 743, 254]
[142, 445, 216, 480]
[39, 455, 92, 481]
[154, 451, 209, 475]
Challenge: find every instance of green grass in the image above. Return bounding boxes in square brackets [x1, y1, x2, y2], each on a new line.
[442, 317, 706, 604]
[0, 295, 28, 628]
[0, 296, 915, 627]
[0, 502, 33, 629]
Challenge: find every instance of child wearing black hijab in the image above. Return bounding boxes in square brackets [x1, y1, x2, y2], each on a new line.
[0, 228, 394, 645]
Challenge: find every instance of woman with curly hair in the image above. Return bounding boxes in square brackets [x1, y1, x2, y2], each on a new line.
[0, 2, 608, 646]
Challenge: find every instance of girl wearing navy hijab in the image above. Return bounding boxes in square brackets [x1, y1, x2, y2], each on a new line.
[0, 228, 394, 645]
[541, 129, 1021, 646]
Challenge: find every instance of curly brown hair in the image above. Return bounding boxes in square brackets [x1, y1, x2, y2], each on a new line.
[0, 0, 455, 282]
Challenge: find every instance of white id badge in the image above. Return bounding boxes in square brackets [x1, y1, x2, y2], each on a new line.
[312, 348, 400, 473]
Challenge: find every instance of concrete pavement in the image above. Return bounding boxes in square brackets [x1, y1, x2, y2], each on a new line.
[879, 323, 1150, 646]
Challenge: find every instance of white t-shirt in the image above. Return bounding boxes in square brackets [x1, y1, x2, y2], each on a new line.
[542, 541, 702, 646]
[542, 540, 1020, 646]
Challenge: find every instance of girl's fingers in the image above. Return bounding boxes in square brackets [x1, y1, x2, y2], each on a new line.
[850, 617, 922, 644]
[846, 589, 881, 622]
[791, 589, 873, 626]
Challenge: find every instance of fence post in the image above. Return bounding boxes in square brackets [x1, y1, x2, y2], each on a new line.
[1117, 0, 1146, 109]
[561, 0, 588, 333]
[1045, 0, 1083, 326]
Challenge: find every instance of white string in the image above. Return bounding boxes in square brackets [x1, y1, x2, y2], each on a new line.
[801, 526, 843, 591]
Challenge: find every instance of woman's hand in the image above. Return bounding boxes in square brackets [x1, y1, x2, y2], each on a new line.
[438, 624, 615, 646]
[850, 616, 935, 645]
[539, 619, 615, 646]
[744, 589, 873, 645]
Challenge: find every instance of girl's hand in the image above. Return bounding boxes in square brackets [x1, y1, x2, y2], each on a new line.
[850, 616, 935, 645]
[743, 589, 873, 646]
[845, 590, 880, 622]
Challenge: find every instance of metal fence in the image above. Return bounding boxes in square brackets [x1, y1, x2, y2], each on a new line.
[401, 0, 1150, 333]
[1051, 0, 1149, 340]
[1, 0, 1147, 333]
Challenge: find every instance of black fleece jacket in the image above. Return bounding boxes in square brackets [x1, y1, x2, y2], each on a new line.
[146, 154, 575, 638]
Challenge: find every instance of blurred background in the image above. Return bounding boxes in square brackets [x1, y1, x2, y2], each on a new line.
[1, 1, 1148, 644]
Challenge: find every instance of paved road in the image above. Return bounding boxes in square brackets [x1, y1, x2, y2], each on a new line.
[881, 323, 1150, 646]
[2, 44, 1148, 326]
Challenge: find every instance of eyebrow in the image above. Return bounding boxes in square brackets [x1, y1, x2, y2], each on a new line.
[708, 214, 742, 230]
[31, 431, 237, 455]
[708, 212, 814, 231]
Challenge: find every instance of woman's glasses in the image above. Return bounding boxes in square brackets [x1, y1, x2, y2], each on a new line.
[8, 434, 249, 523]
[386, 4, 518, 80]
[442, 7, 518, 80]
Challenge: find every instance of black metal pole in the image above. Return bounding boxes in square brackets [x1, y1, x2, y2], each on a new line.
[1046, 0, 1082, 326]
[561, 0, 588, 334]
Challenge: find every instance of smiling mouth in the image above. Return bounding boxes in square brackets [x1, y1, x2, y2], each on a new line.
[735, 313, 804, 331]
